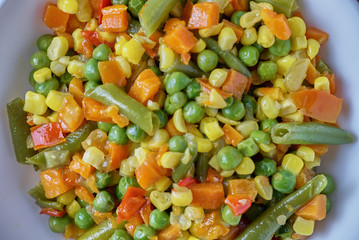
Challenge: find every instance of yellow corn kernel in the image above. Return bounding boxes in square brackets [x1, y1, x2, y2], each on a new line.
[282, 153, 304, 175]
[260, 95, 280, 119]
[50, 61, 67, 77]
[250, 1, 273, 11]
[184, 206, 205, 223]
[97, 28, 117, 43]
[76, 0, 93, 22]
[154, 176, 173, 192]
[205, 107, 218, 117]
[223, 1, 235, 17]
[47, 112, 59, 122]
[236, 120, 259, 138]
[57, 0, 78, 14]
[291, 36, 308, 51]
[194, 136, 213, 153]
[72, 28, 84, 51]
[282, 111, 304, 123]
[32, 115, 50, 125]
[314, 76, 330, 93]
[46, 90, 70, 111]
[66, 200, 81, 218]
[171, 185, 193, 207]
[305, 156, 321, 169]
[155, 90, 166, 109]
[306, 39, 320, 60]
[203, 120, 224, 141]
[122, 38, 145, 64]
[172, 205, 183, 215]
[256, 99, 266, 122]
[114, 36, 128, 56]
[82, 146, 105, 169]
[188, 127, 204, 138]
[33, 68, 52, 83]
[235, 157, 255, 175]
[159, 44, 175, 70]
[200, 117, 217, 133]
[209, 155, 220, 171]
[188, 237, 200, 240]
[218, 27, 237, 51]
[47, 36, 69, 61]
[296, 146, 315, 162]
[240, 27, 257, 46]
[161, 152, 183, 169]
[150, 190, 172, 211]
[208, 89, 227, 109]
[173, 109, 187, 133]
[273, 78, 287, 93]
[59, 56, 70, 66]
[254, 176, 273, 201]
[170, 212, 191, 231]
[84, 18, 98, 31]
[240, 10, 261, 29]
[191, 39, 206, 53]
[120, 158, 135, 177]
[293, 216, 315, 236]
[113, 56, 132, 78]
[288, 17, 306, 37]
[259, 143, 276, 153]
[57, 189, 76, 205]
[67, 60, 85, 78]
[209, 69, 228, 88]
[24, 91, 48, 115]
[220, 169, 235, 177]
[279, 97, 297, 116]
[148, 129, 170, 150]
[198, 22, 224, 38]
[134, 147, 150, 165]
[257, 25, 275, 48]
[276, 55, 297, 75]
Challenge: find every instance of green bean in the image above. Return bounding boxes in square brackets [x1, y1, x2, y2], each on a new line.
[172, 138, 198, 183]
[235, 174, 327, 240]
[162, 55, 203, 78]
[271, 122, 355, 145]
[77, 219, 125, 240]
[127, 18, 141, 35]
[253, 0, 296, 17]
[201, 37, 251, 77]
[195, 152, 211, 183]
[28, 182, 46, 200]
[85, 84, 160, 135]
[316, 59, 333, 74]
[26, 124, 96, 165]
[35, 199, 64, 211]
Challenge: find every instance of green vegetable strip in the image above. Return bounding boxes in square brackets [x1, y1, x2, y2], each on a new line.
[6, 98, 37, 164]
[172, 140, 198, 183]
[85, 84, 160, 136]
[195, 152, 211, 183]
[139, 0, 179, 37]
[35, 199, 64, 211]
[162, 56, 204, 78]
[254, 0, 296, 17]
[77, 219, 125, 240]
[26, 124, 96, 165]
[235, 174, 327, 240]
[316, 59, 333, 74]
[28, 182, 46, 200]
[271, 122, 354, 145]
[201, 37, 251, 77]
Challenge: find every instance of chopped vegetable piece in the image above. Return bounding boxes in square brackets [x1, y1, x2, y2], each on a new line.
[101, 5, 129, 32]
[188, 2, 220, 29]
[128, 69, 161, 104]
[40, 168, 73, 199]
[31, 122, 66, 150]
[189, 182, 225, 209]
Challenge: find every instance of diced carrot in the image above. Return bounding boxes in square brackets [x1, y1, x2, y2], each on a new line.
[158, 224, 182, 240]
[127, 210, 144, 226]
[69, 78, 84, 105]
[101, 5, 129, 32]
[181, 0, 193, 23]
[292, 11, 303, 18]
[303, 144, 329, 156]
[306, 27, 329, 45]
[98, 60, 127, 87]
[254, 87, 283, 100]
[125, 223, 136, 237]
[261, 8, 291, 40]
[30, 122, 66, 150]
[55, 31, 74, 49]
[43, 3, 69, 32]
[306, 62, 320, 85]
[164, 18, 186, 32]
[198, 79, 233, 99]
[59, 96, 85, 132]
[74, 186, 95, 205]
[40, 168, 73, 199]
[62, 166, 81, 188]
[296, 194, 327, 220]
[77, 39, 94, 59]
[88, 0, 101, 19]
[223, 124, 244, 147]
[108, 143, 130, 170]
[189, 183, 225, 210]
[222, 19, 243, 43]
[69, 153, 94, 179]
[181, 53, 191, 65]
[166, 117, 184, 137]
[221, 69, 249, 99]
[188, 2, 220, 29]
[66, 14, 86, 34]
[139, 199, 153, 225]
[326, 73, 337, 95]
[105, 105, 130, 128]
[128, 69, 161, 104]
[82, 97, 113, 123]
[117, 187, 147, 223]
[228, 179, 257, 202]
[206, 167, 224, 183]
[225, 195, 252, 216]
[295, 166, 315, 189]
[155, 144, 169, 166]
[276, 144, 290, 154]
[231, 0, 249, 11]
[163, 24, 198, 54]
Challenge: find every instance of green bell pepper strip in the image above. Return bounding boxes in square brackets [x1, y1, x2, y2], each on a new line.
[6, 98, 37, 164]
[85, 84, 160, 136]
[26, 124, 96, 165]
[195, 152, 211, 183]
[77, 219, 126, 240]
[271, 122, 355, 145]
[235, 174, 327, 240]
[139, 0, 179, 37]
[161, 55, 204, 78]
[254, 0, 296, 17]
[201, 37, 251, 77]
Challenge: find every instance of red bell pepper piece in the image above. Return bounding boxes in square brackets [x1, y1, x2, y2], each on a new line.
[225, 195, 252, 216]
[81, 30, 115, 50]
[178, 176, 198, 188]
[139, 198, 153, 225]
[40, 208, 66, 217]
[117, 187, 147, 224]
[31, 122, 66, 150]
[98, 0, 112, 24]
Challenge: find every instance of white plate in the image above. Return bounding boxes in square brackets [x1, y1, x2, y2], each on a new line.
[0, 0, 359, 239]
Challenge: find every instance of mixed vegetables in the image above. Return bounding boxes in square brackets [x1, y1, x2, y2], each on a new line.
[7, 0, 355, 239]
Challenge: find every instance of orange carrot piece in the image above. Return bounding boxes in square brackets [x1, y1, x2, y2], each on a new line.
[98, 60, 127, 87]
[77, 39, 94, 59]
[69, 78, 84, 104]
[292, 11, 303, 18]
[164, 18, 186, 32]
[227, 179, 257, 202]
[69, 153, 94, 179]
[181, 0, 194, 23]
[105, 105, 130, 128]
[254, 87, 283, 100]
[222, 19, 243, 43]
[108, 143, 130, 170]
[188, 2, 220, 29]
[198, 79, 233, 99]
[43, 3, 69, 32]
[163, 24, 198, 54]
[223, 124, 244, 147]
[82, 97, 113, 123]
[40, 168, 73, 199]
[206, 167, 224, 183]
[326, 73, 337, 95]
[59, 96, 85, 132]
[101, 5, 129, 32]
[303, 144, 329, 156]
[306, 62, 320, 85]
[181, 53, 191, 65]
[166, 118, 184, 137]
[189, 183, 225, 210]
[74, 186, 95, 205]
[158, 224, 182, 240]
[139, 199, 153, 225]
[295, 166, 315, 189]
[231, 0, 249, 11]
[125, 223, 136, 237]
[296, 194, 327, 220]
[276, 144, 290, 154]
[66, 14, 86, 34]
[306, 27, 329, 45]
[128, 69, 161, 104]
[261, 8, 291, 40]
[221, 69, 249, 99]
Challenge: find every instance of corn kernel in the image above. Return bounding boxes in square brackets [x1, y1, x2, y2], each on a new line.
[47, 36, 69, 61]
[114, 36, 128, 56]
[293, 216, 315, 236]
[148, 129, 170, 151]
[67, 60, 85, 78]
[32, 115, 50, 125]
[198, 22, 224, 38]
[236, 121, 259, 138]
[161, 152, 183, 169]
[200, 117, 217, 133]
[188, 127, 204, 138]
[306, 39, 320, 60]
[50, 61, 67, 77]
[279, 97, 297, 116]
[154, 176, 172, 192]
[209, 155, 221, 171]
[45, 90, 70, 111]
[150, 190, 172, 211]
[282, 111, 304, 123]
[122, 38, 145, 64]
[203, 120, 224, 141]
[209, 69, 228, 88]
[216, 113, 241, 126]
[288, 17, 307, 37]
[230, 46, 238, 56]
[205, 107, 218, 117]
[240, 27, 257, 46]
[273, 78, 287, 93]
[296, 146, 315, 162]
[260, 95, 280, 119]
[97, 27, 117, 43]
[235, 157, 255, 175]
[134, 147, 150, 165]
[184, 206, 205, 223]
[57, 0, 78, 14]
[33, 68, 52, 83]
[76, 0, 93, 22]
[112, 56, 131, 78]
[171, 185, 193, 207]
[257, 25, 275, 48]
[188, 237, 200, 240]
[24, 91, 48, 115]
[218, 27, 237, 51]
[72, 28, 84, 51]
[170, 212, 191, 231]
[259, 143, 276, 153]
[240, 10, 261, 29]
[159, 44, 175, 70]
[314, 76, 330, 93]
[276, 55, 297, 75]
[208, 89, 227, 109]
[256, 100, 266, 122]
[59, 56, 70, 66]
[57, 189, 76, 205]
[220, 169, 235, 177]
[173, 109, 187, 133]
[254, 176, 273, 200]
[282, 153, 304, 175]
[84, 18, 98, 31]
[120, 158, 135, 177]
[82, 146, 105, 169]
[194, 136, 213, 153]
[47, 112, 59, 122]
[291, 36, 308, 51]
[66, 200, 81, 218]
[305, 156, 321, 169]
[191, 39, 206, 53]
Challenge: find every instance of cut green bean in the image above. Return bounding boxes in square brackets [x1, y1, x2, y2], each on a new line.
[161, 55, 203, 78]
[172, 138, 198, 183]
[77, 219, 125, 240]
[35, 199, 64, 211]
[254, 0, 296, 17]
[195, 152, 211, 183]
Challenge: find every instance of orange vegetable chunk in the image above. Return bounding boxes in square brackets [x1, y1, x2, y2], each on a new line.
[232, 0, 249, 11]
[306, 62, 320, 85]
[69, 78, 84, 104]
[40, 168, 73, 199]
[101, 5, 129, 32]
[98, 60, 127, 87]
[74, 186, 95, 204]
[158, 224, 182, 240]
[222, 19, 244, 43]
[223, 124, 244, 147]
[261, 8, 291, 40]
[221, 69, 249, 99]
[188, 2, 220, 29]
[181, 0, 193, 23]
[82, 97, 113, 123]
[31, 122, 66, 150]
[227, 179, 257, 202]
[66, 14, 86, 34]
[306, 27, 329, 44]
[59, 96, 85, 132]
[128, 69, 161, 104]
[189, 182, 225, 209]
[163, 24, 198, 54]
[108, 143, 130, 170]
[43, 3, 70, 32]
[296, 194, 327, 220]
[69, 153, 94, 179]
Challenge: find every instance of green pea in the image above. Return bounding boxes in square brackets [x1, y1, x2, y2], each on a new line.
[149, 209, 170, 230]
[217, 146, 242, 171]
[321, 174, 335, 195]
[250, 130, 271, 144]
[37, 34, 54, 51]
[260, 119, 278, 133]
[231, 11, 247, 25]
[183, 101, 205, 124]
[96, 170, 113, 189]
[84, 58, 101, 82]
[186, 81, 201, 99]
[48, 215, 72, 233]
[93, 190, 115, 213]
[244, 203, 266, 221]
[164, 92, 188, 114]
[127, 18, 141, 34]
[326, 196, 332, 213]
[165, 72, 192, 95]
[108, 125, 129, 145]
[110, 229, 133, 240]
[222, 99, 245, 121]
[238, 46, 260, 67]
[34, 78, 60, 97]
[221, 205, 241, 226]
[252, 42, 265, 54]
[126, 123, 147, 143]
[237, 138, 259, 157]
[155, 110, 168, 128]
[93, 43, 112, 61]
[275, 222, 292, 238]
[168, 136, 187, 153]
[30, 51, 51, 69]
[269, 38, 291, 57]
[257, 61, 278, 81]
[133, 225, 156, 240]
[149, 66, 161, 76]
[85, 80, 100, 93]
[97, 122, 115, 133]
[128, 0, 145, 18]
[74, 208, 95, 229]
[112, 0, 128, 5]
[197, 50, 218, 72]
[29, 69, 37, 87]
[116, 176, 140, 199]
[59, 70, 73, 85]
[254, 158, 276, 177]
[77, 198, 88, 208]
[271, 169, 296, 194]
[225, 96, 234, 107]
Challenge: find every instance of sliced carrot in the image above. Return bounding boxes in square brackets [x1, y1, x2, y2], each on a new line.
[261, 8, 291, 40]
[221, 69, 249, 99]
[62, 166, 81, 188]
[66, 14, 86, 34]
[101, 5, 129, 32]
[206, 167, 224, 183]
[166, 117, 184, 137]
[227, 179, 257, 202]
[254, 87, 283, 100]
[128, 69, 161, 104]
[188, 2, 220, 29]
[223, 124, 244, 147]
[74, 186, 95, 205]
[59, 96, 84, 132]
[326, 73, 337, 95]
[181, 53, 191, 65]
[181, 0, 193, 23]
[306, 27, 329, 45]
[43, 3, 69, 32]
[108, 143, 130, 170]
[222, 19, 243, 43]
[164, 18, 186, 32]
[82, 97, 113, 123]
[163, 24, 198, 54]
[69, 153, 94, 179]
[296, 194, 327, 220]
[158, 224, 182, 240]
[69, 78, 84, 105]
[231, 0, 249, 11]
[127, 211, 144, 226]
[40, 168, 73, 199]
[306, 62, 320, 85]
[198, 79, 232, 99]
[98, 60, 127, 87]
[189, 183, 225, 210]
